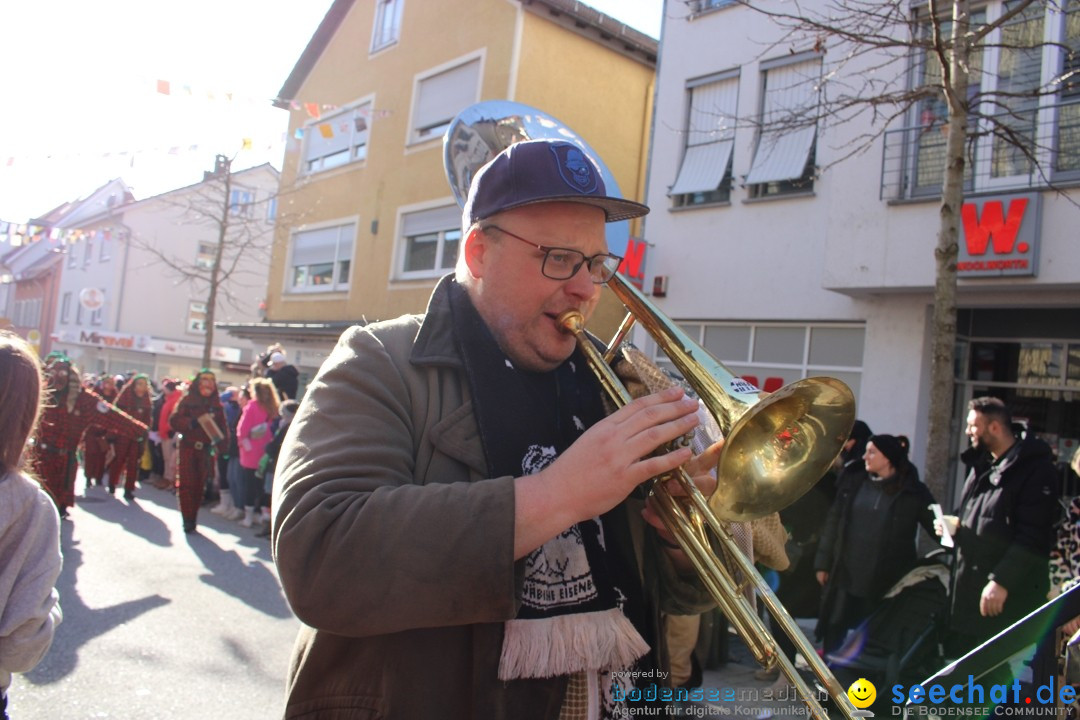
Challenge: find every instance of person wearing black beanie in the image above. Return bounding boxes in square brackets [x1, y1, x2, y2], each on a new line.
[815, 430, 939, 657]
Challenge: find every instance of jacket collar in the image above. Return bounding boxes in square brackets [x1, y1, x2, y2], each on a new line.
[411, 274, 465, 369]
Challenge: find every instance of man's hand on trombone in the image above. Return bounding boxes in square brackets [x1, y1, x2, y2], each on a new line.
[514, 386, 701, 560]
[642, 436, 724, 573]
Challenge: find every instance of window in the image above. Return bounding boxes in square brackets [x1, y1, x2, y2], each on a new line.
[266, 196, 278, 222]
[303, 102, 372, 174]
[99, 231, 111, 261]
[187, 301, 207, 333]
[67, 245, 76, 268]
[746, 56, 822, 198]
[991, 1, 1045, 179]
[61, 292, 72, 323]
[659, 322, 865, 400]
[196, 242, 217, 270]
[90, 306, 102, 326]
[398, 205, 460, 278]
[289, 222, 355, 293]
[371, 0, 403, 52]
[1056, 0, 1080, 173]
[75, 302, 84, 325]
[670, 72, 739, 207]
[411, 57, 481, 144]
[910, 13, 984, 195]
[84, 235, 94, 266]
[229, 188, 254, 216]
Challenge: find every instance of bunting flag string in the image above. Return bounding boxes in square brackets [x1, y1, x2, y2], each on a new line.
[2, 132, 288, 169]
[0, 223, 121, 250]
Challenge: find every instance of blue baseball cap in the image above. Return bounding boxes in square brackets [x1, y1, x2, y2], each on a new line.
[462, 139, 649, 230]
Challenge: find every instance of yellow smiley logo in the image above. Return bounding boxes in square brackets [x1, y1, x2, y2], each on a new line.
[847, 678, 876, 709]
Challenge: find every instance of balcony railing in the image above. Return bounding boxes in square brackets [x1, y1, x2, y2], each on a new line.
[880, 98, 1080, 201]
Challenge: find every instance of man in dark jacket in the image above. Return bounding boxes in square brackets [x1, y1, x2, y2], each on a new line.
[938, 397, 1059, 659]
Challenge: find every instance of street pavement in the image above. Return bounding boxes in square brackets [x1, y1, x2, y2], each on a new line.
[7, 471, 843, 719]
[6, 473, 300, 719]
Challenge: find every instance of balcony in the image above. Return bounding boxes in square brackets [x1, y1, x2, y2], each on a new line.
[880, 97, 1080, 202]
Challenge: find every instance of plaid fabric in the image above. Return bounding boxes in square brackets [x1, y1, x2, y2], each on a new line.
[558, 672, 589, 720]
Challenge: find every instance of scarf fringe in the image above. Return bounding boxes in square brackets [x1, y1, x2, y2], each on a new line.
[498, 608, 650, 681]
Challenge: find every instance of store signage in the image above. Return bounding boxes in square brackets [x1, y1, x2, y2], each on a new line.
[54, 329, 241, 362]
[957, 192, 1040, 278]
[618, 237, 647, 290]
[79, 287, 105, 310]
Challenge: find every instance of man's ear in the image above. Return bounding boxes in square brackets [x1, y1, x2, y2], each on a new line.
[462, 225, 488, 279]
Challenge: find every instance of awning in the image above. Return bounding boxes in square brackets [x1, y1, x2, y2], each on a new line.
[669, 140, 734, 195]
[745, 126, 816, 185]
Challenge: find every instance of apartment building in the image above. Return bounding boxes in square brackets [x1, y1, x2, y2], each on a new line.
[643, 0, 1080, 500]
[221, 0, 659, 375]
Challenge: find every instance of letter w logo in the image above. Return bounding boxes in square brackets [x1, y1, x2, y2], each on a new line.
[961, 199, 1028, 256]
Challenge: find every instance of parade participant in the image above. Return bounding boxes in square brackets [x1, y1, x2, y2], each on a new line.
[81, 373, 118, 490]
[273, 139, 717, 719]
[28, 353, 147, 518]
[106, 374, 154, 501]
[236, 377, 279, 528]
[153, 380, 182, 491]
[168, 369, 227, 534]
[0, 333, 63, 720]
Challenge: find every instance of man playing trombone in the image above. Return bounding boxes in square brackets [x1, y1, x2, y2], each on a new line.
[272, 138, 717, 719]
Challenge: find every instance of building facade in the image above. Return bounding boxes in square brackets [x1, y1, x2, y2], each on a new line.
[643, 0, 1080, 502]
[50, 164, 280, 385]
[222, 0, 659, 374]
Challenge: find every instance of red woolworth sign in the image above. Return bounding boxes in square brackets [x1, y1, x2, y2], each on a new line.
[957, 192, 1040, 278]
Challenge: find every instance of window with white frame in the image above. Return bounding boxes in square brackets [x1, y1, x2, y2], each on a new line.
[61, 291, 72, 323]
[906, 1, 1080, 192]
[303, 102, 372, 174]
[84, 235, 94, 267]
[656, 322, 865, 400]
[397, 205, 461, 278]
[746, 55, 822, 198]
[229, 188, 255, 216]
[187, 301, 207, 333]
[266, 196, 278, 222]
[1055, 0, 1080, 173]
[67, 245, 76, 268]
[411, 58, 481, 144]
[371, 0, 404, 53]
[670, 71, 739, 207]
[90, 306, 103, 326]
[99, 231, 111, 261]
[75, 302, 84, 325]
[196, 242, 217, 270]
[289, 222, 355, 292]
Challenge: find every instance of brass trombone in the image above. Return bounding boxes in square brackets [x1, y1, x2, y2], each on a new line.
[444, 101, 860, 720]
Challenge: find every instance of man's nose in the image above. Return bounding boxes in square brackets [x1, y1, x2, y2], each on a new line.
[564, 261, 599, 298]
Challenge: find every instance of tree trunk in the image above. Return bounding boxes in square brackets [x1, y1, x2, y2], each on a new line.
[923, 0, 970, 502]
[202, 160, 232, 368]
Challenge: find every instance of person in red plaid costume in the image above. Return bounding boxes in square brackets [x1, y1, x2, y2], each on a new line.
[106, 374, 154, 501]
[28, 353, 148, 518]
[169, 369, 227, 534]
[81, 373, 118, 490]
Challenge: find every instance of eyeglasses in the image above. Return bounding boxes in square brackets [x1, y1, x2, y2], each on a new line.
[481, 224, 623, 284]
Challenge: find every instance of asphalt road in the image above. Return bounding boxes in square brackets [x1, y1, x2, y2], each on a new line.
[6, 474, 301, 719]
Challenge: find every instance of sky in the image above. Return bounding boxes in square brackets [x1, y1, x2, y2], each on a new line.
[0, 0, 663, 223]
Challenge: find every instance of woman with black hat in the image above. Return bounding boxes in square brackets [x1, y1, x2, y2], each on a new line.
[814, 433, 940, 656]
